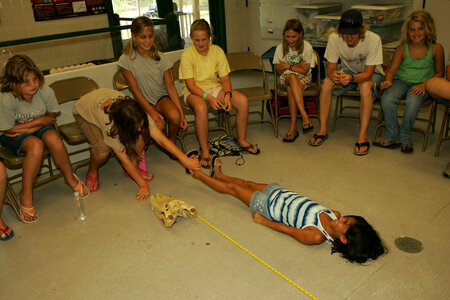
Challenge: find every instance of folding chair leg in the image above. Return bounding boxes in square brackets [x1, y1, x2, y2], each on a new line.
[434, 106, 449, 157]
[331, 96, 341, 132]
[4, 180, 20, 220]
[422, 100, 437, 152]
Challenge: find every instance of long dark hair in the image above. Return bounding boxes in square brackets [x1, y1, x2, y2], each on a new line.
[331, 216, 387, 264]
[106, 98, 151, 160]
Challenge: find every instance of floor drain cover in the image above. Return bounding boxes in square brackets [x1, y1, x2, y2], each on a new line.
[394, 237, 423, 253]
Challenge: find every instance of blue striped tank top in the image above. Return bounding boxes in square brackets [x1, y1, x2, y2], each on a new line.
[267, 187, 337, 242]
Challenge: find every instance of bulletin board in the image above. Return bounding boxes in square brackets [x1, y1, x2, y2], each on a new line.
[31, 0, 106, 22]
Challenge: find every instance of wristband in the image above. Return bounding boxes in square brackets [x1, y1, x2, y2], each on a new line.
[349, 74, 355, 83]
[139, 182, 149, 189]
[202, 93, 208, 100]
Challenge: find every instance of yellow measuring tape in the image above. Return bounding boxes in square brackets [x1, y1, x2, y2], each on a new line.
[197, 215, 318, 300]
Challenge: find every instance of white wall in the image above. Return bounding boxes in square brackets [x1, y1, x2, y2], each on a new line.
[425, 0, 450, 57]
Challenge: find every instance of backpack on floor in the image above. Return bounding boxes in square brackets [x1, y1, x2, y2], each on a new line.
[208, 133, 241, 157]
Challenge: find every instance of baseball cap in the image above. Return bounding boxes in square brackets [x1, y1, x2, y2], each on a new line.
[338, 9, 363, 34]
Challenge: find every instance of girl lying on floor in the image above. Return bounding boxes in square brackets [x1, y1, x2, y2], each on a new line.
[186, 151, 386, 263]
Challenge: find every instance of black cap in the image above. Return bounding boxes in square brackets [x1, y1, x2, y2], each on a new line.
[338, 9, 363, 34]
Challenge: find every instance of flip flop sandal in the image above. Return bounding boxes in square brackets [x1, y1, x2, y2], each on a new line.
[73, 173, 90, 199]
[20, 205, 39, 224]
[282, 132, 299, 143]
[354, 142, 370, 156]
[401, 143, 414, 153]
[302, 123, 314, 133]
[185, 149, 199, 173]
[241, 144, 260, 155]
[308, 134, 328, 146]
[86, 173, 100, 192]
[209, 154, 222, 177]
[372, 141, 401, 149]
[0, 226, 14, 241]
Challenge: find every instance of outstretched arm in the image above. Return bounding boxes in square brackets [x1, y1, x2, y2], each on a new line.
[252, 212, 325, 245]
[150, 125, 200, 171]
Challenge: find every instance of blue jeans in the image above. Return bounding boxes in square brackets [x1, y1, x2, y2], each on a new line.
[380, 79, 429, 144]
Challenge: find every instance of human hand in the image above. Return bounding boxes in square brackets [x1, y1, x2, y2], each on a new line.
[180, 117, 188, 130]
[410, 82, 426, 96]
[252, 212, 266, 224]
[331, 70, 344, 84]
[208, 96, 223, 111]
[299, 60, 310, 72]
[275, 62, 290, 73]
[135, 184, 150, 202]
[150, 111, 165, 130]
[339, 73, 352, 86]
[184, 157, 201, 173]
[4, 130, 19, 137]
[380, 81, 392, 91]
[39, 115, 56, 126]
[223, 93, 232, 111]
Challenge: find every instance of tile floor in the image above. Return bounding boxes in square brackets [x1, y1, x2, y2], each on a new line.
[1, 73, 449, 300]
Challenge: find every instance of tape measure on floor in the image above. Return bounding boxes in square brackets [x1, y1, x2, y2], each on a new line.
[197, 215, 318, 300]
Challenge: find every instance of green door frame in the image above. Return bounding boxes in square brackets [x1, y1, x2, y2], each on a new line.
[208, 0, 227, 52]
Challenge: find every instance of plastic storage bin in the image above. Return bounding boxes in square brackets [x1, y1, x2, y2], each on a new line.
[351, 4, 405, 25]
[293, 3, 343, 39]
[314, 14, 341, 41]
[370, 21, 403, 44]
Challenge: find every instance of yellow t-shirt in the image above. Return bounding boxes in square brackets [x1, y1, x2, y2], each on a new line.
[179, 44, 230, 95]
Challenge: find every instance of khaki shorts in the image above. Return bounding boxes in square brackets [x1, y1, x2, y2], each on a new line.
[183, 86, 222, 106]
[74, 114, 111, 154]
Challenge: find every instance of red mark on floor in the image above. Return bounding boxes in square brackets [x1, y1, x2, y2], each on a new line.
[205, 242, 210, 245]
[191, 242, 195, 246]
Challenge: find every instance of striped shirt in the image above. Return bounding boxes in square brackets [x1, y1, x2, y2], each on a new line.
[268, 187, 337, 241]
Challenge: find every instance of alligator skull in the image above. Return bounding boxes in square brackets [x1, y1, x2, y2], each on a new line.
[150, 193, 197, 227]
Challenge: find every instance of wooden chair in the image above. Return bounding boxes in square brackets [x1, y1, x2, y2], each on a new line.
[273, 50, 321, 137]
[434, 99, 450, 156]
[49, 76, 100, 169]
[226, 51, 276, 136]
[171, 59, 231, 152]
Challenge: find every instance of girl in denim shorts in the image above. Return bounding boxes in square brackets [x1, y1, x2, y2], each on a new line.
[0, 55, 90, 224]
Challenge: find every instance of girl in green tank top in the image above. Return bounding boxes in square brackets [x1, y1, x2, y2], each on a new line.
[375, 11, 445, 153]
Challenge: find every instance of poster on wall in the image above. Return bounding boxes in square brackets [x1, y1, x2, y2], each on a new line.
[31, 0, 106, 22]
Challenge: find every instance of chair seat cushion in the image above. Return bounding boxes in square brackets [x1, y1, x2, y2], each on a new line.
[59, 122, 88, 145]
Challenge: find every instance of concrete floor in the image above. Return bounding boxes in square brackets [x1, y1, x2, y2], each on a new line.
[1, 73, 449, 299]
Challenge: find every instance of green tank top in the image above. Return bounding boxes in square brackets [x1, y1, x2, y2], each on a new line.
[396, 43, 435, 84]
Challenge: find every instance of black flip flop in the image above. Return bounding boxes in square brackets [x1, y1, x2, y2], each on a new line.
[282, 132, 299, 143]
[372, 141, 401, 149]
[185, 149, 199, 173]
[354, 142, 370, 156]
[308, 134, 328, 146]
